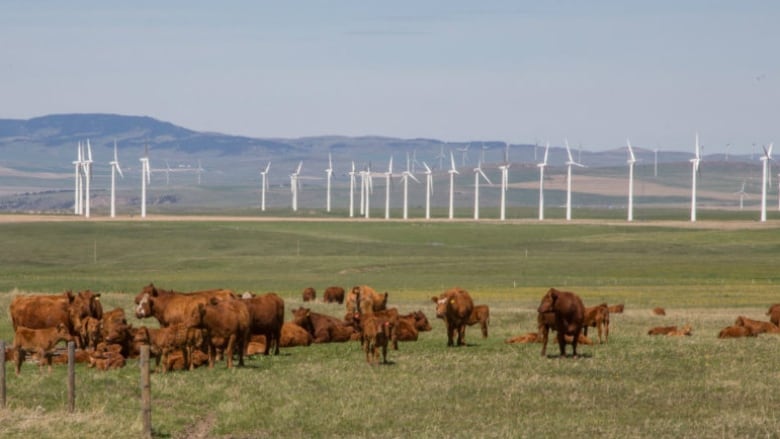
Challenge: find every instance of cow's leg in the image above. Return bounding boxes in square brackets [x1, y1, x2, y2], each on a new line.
[597, 323, 603, 344]
[15, 348, 23, 375]
[605, 321, 609, 343]
[458, 325, 467, 346]
[481, 321, 488, 338]
[237, 335, 246, 367]
[571, 330, 580, 358]
[540, 326, 549, 357]
[557, 331, 566, 357]
[225, 335, 236, 368]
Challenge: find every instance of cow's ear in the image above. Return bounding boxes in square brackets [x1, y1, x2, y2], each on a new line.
[306, 310, 310, 317]
[210, 297, 219, 306]
[66, 290, 75, 303]
[431, 297, 438, 303]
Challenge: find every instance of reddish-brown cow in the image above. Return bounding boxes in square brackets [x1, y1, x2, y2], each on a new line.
[134, 284, 234, 327]
[467, 304, 490, 339]
[10, 290, 102, 348]
[734, 316, 780, 334]
[292, 307, 357, 343]
[766, 303, 780, 326]
[195, 297, 250, 369]
[302, 287, 316, 302]
[431, 287, 474, 347]
[13, 323, 73, 375]
[323, 286, 345, 304]
[345, 285, 388, 318]
[582, 303, 610, 344]
[718, 325, 757, 339]
[537, 288, 585, 358]
[242, 292, 285, 355]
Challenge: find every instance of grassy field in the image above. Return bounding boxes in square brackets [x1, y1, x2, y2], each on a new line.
[1, 217, 779, 438]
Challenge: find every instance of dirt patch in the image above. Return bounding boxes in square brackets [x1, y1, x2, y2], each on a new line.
[175, 412, 216, 439]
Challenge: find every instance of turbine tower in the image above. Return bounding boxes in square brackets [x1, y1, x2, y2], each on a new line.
[83, 139, 93, 218]
[760, 143, 773, 222]
[537, 142, 550, 221]
[348, 161, 356, 218]
[109, 140, 124, 218]
[140, 144, 151, 218]
[565, 139, 585, 221]
[690, 133, 701, 222]
[260, 161, 271, 212]
[735, 180, 748, 210]
[472, 161, 492, 220]
[290, 161, 302, 212]
[384, 156, 394, 220]
[401, 160, 420, 220]
[448, 151, 459, 220]
[423, 162, 433, 220]
[362, 164, 373, 219]
[626, 138, 637, 222]
[325, 153, 333, 212]
[73, 142, 83, 215]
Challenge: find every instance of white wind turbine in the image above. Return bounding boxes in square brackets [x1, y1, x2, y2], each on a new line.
[564, 139, 585, 221]
[290, 161, 303, 212]
[423, 162, 433, 220]
[497, 143, 511, 221]
[760, 143, 774, 222]
[626, 138, 637, 222]
[140, 144, 151, 218]
[362, 164, 374, 219]
[735, 180, 748, 210]
[348, 161, 356, 218]
[109, 140, 124, 218]
[690, 133, 701, 222]
[325, 153, 333, 212]
[384, 156, 394, 220]
[457, 144, 470, 167]
[401, 157, 420, 220]
[473, 160, 492, 220]
[73, 142, 83, 215]
[260, 161, 271, 212]
[448, 151, 459, 219]
[83, 139, 93, 218]
[537, 142, 550, 221]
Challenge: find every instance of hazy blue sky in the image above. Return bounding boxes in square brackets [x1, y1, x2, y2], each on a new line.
[1, 1, 777, 152]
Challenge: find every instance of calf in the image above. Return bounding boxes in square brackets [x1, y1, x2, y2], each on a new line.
[280, 322, 312, 347]
[134, 325, 205, 372]
[607, 304, 624, 314]
[88, 351, 126, 371]
[668, 324, 693, 336]
[734, 316, 780, 335]
[13, 323, 73, 375]
[467, 305, 490, 339]
[537, 288, 585, 358]
[196, 297, 250, 369]
[357, 300, 392, 365]
[648, 326, 679, 335]
[506, 332, 593, 345]
[582, 303, 610, 344]
[79, 316, 103, 350]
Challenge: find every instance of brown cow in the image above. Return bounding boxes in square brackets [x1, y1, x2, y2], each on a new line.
[292, 307, 357, 343]
[608, 304, 624, 314]
[164, 349, 209, 371]
[10, 290, 102, 348]
[647, 325, 693, 336]
[734, 316, 780, 335]
[467, 304, 490, 338]
[718, 325, 757, 339]
[281, 322, 313, 347]
[346, 285, 388, 318]
[88, 351, 126, 371]
[352, 307, 399, 350]
[767, 303, 780, 326]
[432, 287, 474, 347]
[582, 303, 610, 344]
[323, 286, 345, 304]
[13, 323, 73, 375]
[537, 288, 585, 358]
[302, 287, 316, 302]
[196, 297, 250, 368]
[506, 332, 593, 345]
[133, 324, 205, 372]
[402, 311, 432, 332]
[242, 292, 285, 355]
[246, 334, 268, 356]
[79, 316, 103, 350]
[134, 284, 235, 327]
[668, 324, 693, 336]
[652, 307, 666, 316]
[356, 300, 393, 365]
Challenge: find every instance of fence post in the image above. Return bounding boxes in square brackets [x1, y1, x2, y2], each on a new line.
[140, 345, 152, 439]
[67, 341, 75, 413]
[1, 339, 6, 409]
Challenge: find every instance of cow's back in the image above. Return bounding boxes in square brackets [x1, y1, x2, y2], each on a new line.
[10, 294, 71, 331]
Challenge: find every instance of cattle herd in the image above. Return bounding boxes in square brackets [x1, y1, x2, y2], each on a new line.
[5, 285, 780, 373]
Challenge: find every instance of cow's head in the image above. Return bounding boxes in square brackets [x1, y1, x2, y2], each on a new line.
[135, 293, 152, 318]
[537, 288, 559, 314]
[432, 296, 449, 319]
[134, 283, 158, 305]
[413, 311, 432, 331]
[291, 307, 311, 328]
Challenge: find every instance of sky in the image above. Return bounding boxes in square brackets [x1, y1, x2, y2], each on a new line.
[1, 1, 778, 152]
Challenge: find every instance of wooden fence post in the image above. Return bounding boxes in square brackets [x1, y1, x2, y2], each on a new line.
[0, 339, 6, 409]
[67, 341, 75, 413]
[140, 345, 152, 439]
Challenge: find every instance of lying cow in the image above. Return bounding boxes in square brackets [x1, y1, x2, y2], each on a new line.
[292, 307, 357, 343]
[718, 325, 757, 339]
[13, 323, 73, 375]
[505, 332, 593, 345]
[652, 307, 666, 316]
[734, 316, 780, 335]
[537, 288, 585, 358]
[767, 303, 780, 326]
[648, 325, 692, 336]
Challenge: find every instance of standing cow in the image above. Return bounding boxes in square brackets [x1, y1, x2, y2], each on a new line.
[323, 286, 345, 304]
[537, 288, 585, 358]
[431, 288, 474, 347]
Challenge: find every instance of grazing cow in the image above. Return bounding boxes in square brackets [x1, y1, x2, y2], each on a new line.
[467, 305, 490, 338]
[302, 287, 316, 302]
[431, 287, 474, 347]
[582, 303, 610, 344]
[323, 286, 345, 304]
[537, 288, 585, 358]
[345, 285, 388, 318]
[734, 316, 780, 334]
[292, 307, 357, 343]
[607, 304, 624, 314]
[280, 322, 313, 347]
[134, 284, 235, 327]
[13, 323, 73, 375]
[196, 297, 250, 368]
[652, 307, 666, 316]
[718, 325, 757, 339]
[242, 292, 285, 355]
[10, 290, 102, 348]
[766, 303, 780, 326]
[356, 300, 393, 365]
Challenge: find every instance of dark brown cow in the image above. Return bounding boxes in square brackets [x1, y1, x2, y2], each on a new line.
[431, 287, 474, 347]
[467, 304, 490, 338]
[537, 288, 585, 358]
[323, 286, 345, 304]
[718, 325, 757, 339]
[302, 287, 316, 302]
[242, 292, 285, 355]
[292, 307, 357, 343]
[134, 284, 235, 327]
[195, 297, 250, 369]
[582, 303, 610, 344]
[734, 316, 780, 334]
[10, 290, 102, 348]
[13, 324, 73, 375]
[767, 303, 780, 326]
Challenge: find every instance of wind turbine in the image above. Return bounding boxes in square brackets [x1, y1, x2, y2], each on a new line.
[565, 139, 585, 221]
[626, 138, 637, 222]
[436, 144, 446, 171]
[497, 143, 511, 221]
[473, 160, 492, 220]
[164, 160, 171, 185]
[423, 162, 433, 220]
[537, 142, 550, 221]
[290, 161, 302, 212]
[83, 139, 93, 218]
[735, 180, 748, 210]
[140, 144, 151, 218]
[325, 153, 333, 212]
[384, 156, 394, 220]
[690, 133, 701, 222]
[760, 143, 773, 222]
[448, 151, 459, 219]
[72, 142, 83, 215]
[109, 140, 124, 218]
[362, 164, 374, 219]
[196, 160, 204, 185]
[401, 158, 420, 220]
[260, 161, 270, 212]
[348, 161, 356, 218]
[457, 144, 470, 167]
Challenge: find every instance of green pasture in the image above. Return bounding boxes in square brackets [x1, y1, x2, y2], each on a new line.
[1, 218, 779, 438]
